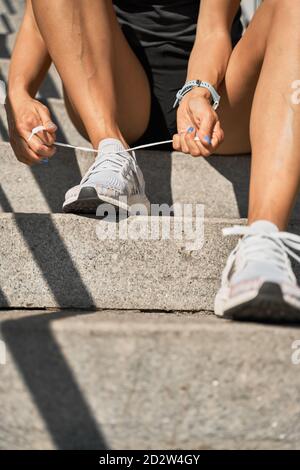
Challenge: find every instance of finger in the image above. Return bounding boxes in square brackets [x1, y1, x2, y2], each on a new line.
[36, 105, 57, 144]
[36, 128, 56, 146]
[180, 131, 190, 154]
[21, 130, 56, 158]
[37, 104, 57, 133]
[211, 121, 224, 149]
[14, 139, 45, 166]
[27, 135, 56, 157]
[194, 133, 212, 157]
[198, 113, 216, 148]
[173, 134, 181, 151]
[185, 127, 202, 157]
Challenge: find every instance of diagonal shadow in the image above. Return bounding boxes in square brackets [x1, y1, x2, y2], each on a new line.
[0, 114, 9, 141]
[30, 97, 84, 212]
[0, 34, 10, 58]
[207, 155, 251, 218]
[0, 183, 13, 211]
[0, 286, 9, 307]
[39, 76, 61, 100]
[1, 210, 108, 448]
[29, 147, 83, 213]
[13, 213, 96, 308]
[0, 178, 108, 448]
[1, 0, 17, 15]
[208, 155, 300, 219]
[0, 12, 13, 34]
[136, 150, 173, 207]
[1, 309, 108, 449]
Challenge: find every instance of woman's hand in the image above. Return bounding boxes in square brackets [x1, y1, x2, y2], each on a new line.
[6, 93, 57, 165]
[173, 88, 224, 157]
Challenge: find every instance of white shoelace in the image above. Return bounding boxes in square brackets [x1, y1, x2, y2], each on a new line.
[221, 225, 300, 284]
[80, 150, 139, 186]
[28, 125, 143, 191]
[27, 125, 201, 154]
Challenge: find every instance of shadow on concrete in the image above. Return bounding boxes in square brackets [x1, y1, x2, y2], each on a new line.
[207, 155, 251, 218]
[0, 184, 12, 211]
[1, 0, 16, 15]
[0, 286, 9, 307]
[0, 34, 11, 58]
[14, 213, 96, 308]
[208, 154, 300, 219]
[0, 114, 9, 141]
[30, 147, 83, 213]
[39, 77, 61, 101]
[136, 151, 173, 207]
[1, 309, 108, 449]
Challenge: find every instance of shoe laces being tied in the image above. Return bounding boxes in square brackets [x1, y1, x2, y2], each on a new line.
[221, 225, 300, 284]
[80, 149, 140, 190]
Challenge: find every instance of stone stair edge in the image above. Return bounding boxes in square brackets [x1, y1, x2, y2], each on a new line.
[0, 309, 296, 335]
[0, 212, 246, 223]
[1, 208, 300, 227]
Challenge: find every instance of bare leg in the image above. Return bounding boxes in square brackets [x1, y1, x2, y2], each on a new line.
[31, 0, 151, 148]
[214, 0, 300, 230]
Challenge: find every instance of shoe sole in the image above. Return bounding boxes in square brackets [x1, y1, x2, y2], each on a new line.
[218, 282, 300, 323]
[63, 187, 150, 215]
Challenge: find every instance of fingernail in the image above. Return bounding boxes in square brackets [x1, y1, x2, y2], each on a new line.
[41, 158, 49, 165]
[187, 127, 194, 133]
[46, 122, 57, 130]
[204, 135, 212, 144]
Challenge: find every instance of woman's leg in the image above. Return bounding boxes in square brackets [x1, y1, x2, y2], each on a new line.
[31, 0, 151, 148]
[216, 0, 300, 229]
[214, 0, 300, 321]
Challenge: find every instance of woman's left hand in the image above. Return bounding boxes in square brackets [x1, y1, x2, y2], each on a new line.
[173, 88, 224, 157]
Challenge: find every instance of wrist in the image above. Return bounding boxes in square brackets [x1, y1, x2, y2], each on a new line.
[7, 88, 33, 108]
[7, 80, 33, 102]
[174, 80, 220, 110]
[183, 86, 212, 101]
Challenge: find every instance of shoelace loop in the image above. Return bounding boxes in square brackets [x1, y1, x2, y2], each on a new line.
[81, 150, 138, 185]
[223, 225, 300, 264]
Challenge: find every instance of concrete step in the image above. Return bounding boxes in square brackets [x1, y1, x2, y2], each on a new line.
[0, 213, 299, 311]
[1, 142, 300, 219]
[0, 3, 23, 36]
[0, 142, 253, 217]
[0, 213, 238, 310]
[0, 309, 300, 450]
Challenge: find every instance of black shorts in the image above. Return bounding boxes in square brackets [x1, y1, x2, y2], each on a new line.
[113, 0, 243, 145]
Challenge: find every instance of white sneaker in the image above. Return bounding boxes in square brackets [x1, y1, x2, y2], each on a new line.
[215, 220, 300, 322]
[63, 138, 150, 214]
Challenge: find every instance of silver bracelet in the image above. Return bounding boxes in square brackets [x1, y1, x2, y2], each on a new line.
[173, 79, 221, 110]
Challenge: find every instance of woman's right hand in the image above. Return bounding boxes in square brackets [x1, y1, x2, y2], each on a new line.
[6, 93, 57, 165]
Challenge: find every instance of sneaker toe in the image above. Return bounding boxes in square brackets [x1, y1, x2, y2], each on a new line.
[64, 185, 81, 201]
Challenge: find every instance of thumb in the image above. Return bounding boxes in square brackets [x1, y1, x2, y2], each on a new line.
[38, 105, 57, 134]
[197, 113, 216, 147]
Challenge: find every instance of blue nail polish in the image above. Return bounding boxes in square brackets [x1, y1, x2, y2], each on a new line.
[204, 135, 212, 144]
[41, 158, 49, 165]
[187, 127, 194, 133]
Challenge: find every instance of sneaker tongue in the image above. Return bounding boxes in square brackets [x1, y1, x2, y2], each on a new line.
[249, 220, 279, 234]
[97, 138, 127, 156]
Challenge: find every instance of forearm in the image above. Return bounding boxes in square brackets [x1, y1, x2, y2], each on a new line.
[185, 0, 240, 97]
[186, 31, 233, 92]
[8, 0, 51, 99]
